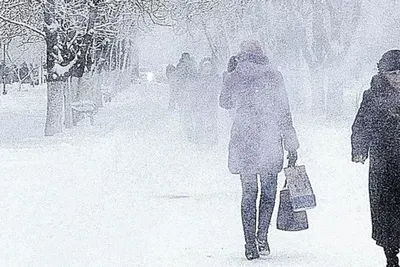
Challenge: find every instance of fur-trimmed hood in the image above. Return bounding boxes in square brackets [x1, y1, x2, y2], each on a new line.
[235, 52, 274, 80]
[370, 74, 398, 95]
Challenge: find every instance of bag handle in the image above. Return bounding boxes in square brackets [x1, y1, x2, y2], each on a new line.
[283, 163, 297, 189]
[282, 178, 288, 189]
[283, 162, 294, 189]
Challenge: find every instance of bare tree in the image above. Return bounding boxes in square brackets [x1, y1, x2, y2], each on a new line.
[1, 0, 174, 135]
[240, 0, 362, 118]
[171, 0, 251, 69]
[0, 0, 43, 94]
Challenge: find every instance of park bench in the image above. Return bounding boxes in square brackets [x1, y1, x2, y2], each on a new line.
[72, 101, 98, 126]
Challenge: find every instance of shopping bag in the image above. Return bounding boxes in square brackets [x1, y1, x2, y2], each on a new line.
[276, 188, 309, 231]
[284, 165, 316, 212]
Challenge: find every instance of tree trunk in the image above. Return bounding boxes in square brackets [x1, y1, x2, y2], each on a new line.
[44, 0, 63, 136]
[93, 72, 103, 107]
[130, 39, 139, 82]
[45, 81, 65, 136]
[43, 0, 101, 134]
[2, 42, 7, 95]
[75, 77, 82, 102]
[120, 39, 126, 70]
[39, 55, 44, 84]
[109, 41, 115, 72]
[116, 40, 123, 92]
[64, 77, 73, 128]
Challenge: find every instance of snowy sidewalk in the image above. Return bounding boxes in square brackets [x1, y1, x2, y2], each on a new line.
[0, 82, 385, 266]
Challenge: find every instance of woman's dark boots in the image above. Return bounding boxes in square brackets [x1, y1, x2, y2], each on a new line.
[244, 243, 259, 260]
[257, 237, 270, 257]
[384, 247, 399, 267]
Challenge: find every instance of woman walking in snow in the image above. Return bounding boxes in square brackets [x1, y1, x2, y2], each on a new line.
[219, 40, 299, 260]
[352, 50, 400, 267]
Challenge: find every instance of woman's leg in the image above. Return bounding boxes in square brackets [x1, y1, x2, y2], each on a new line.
[240, 173, 259, 260]
[384, 247, 399, 267]
[257, 172, 278, 243]
[240, 174, 258, 245]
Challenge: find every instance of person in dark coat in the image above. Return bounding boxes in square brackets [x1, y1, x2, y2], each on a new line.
[352, 49, 400, 267]
[219, 40, 299, 260]
[176, 53, 198, 141]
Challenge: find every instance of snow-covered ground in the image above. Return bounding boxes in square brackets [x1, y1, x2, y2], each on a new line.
[0, 82, 385, 266]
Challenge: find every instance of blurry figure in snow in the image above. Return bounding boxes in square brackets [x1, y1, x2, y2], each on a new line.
[223, 55, 239, 119]
[166, 64, 179, 111]
[175, 52, 198, 141]
[192, 58, 221, 145]
[18, 62, 31, 84]
[220, 40, 299, 260]
[352, 49, 400, 267]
